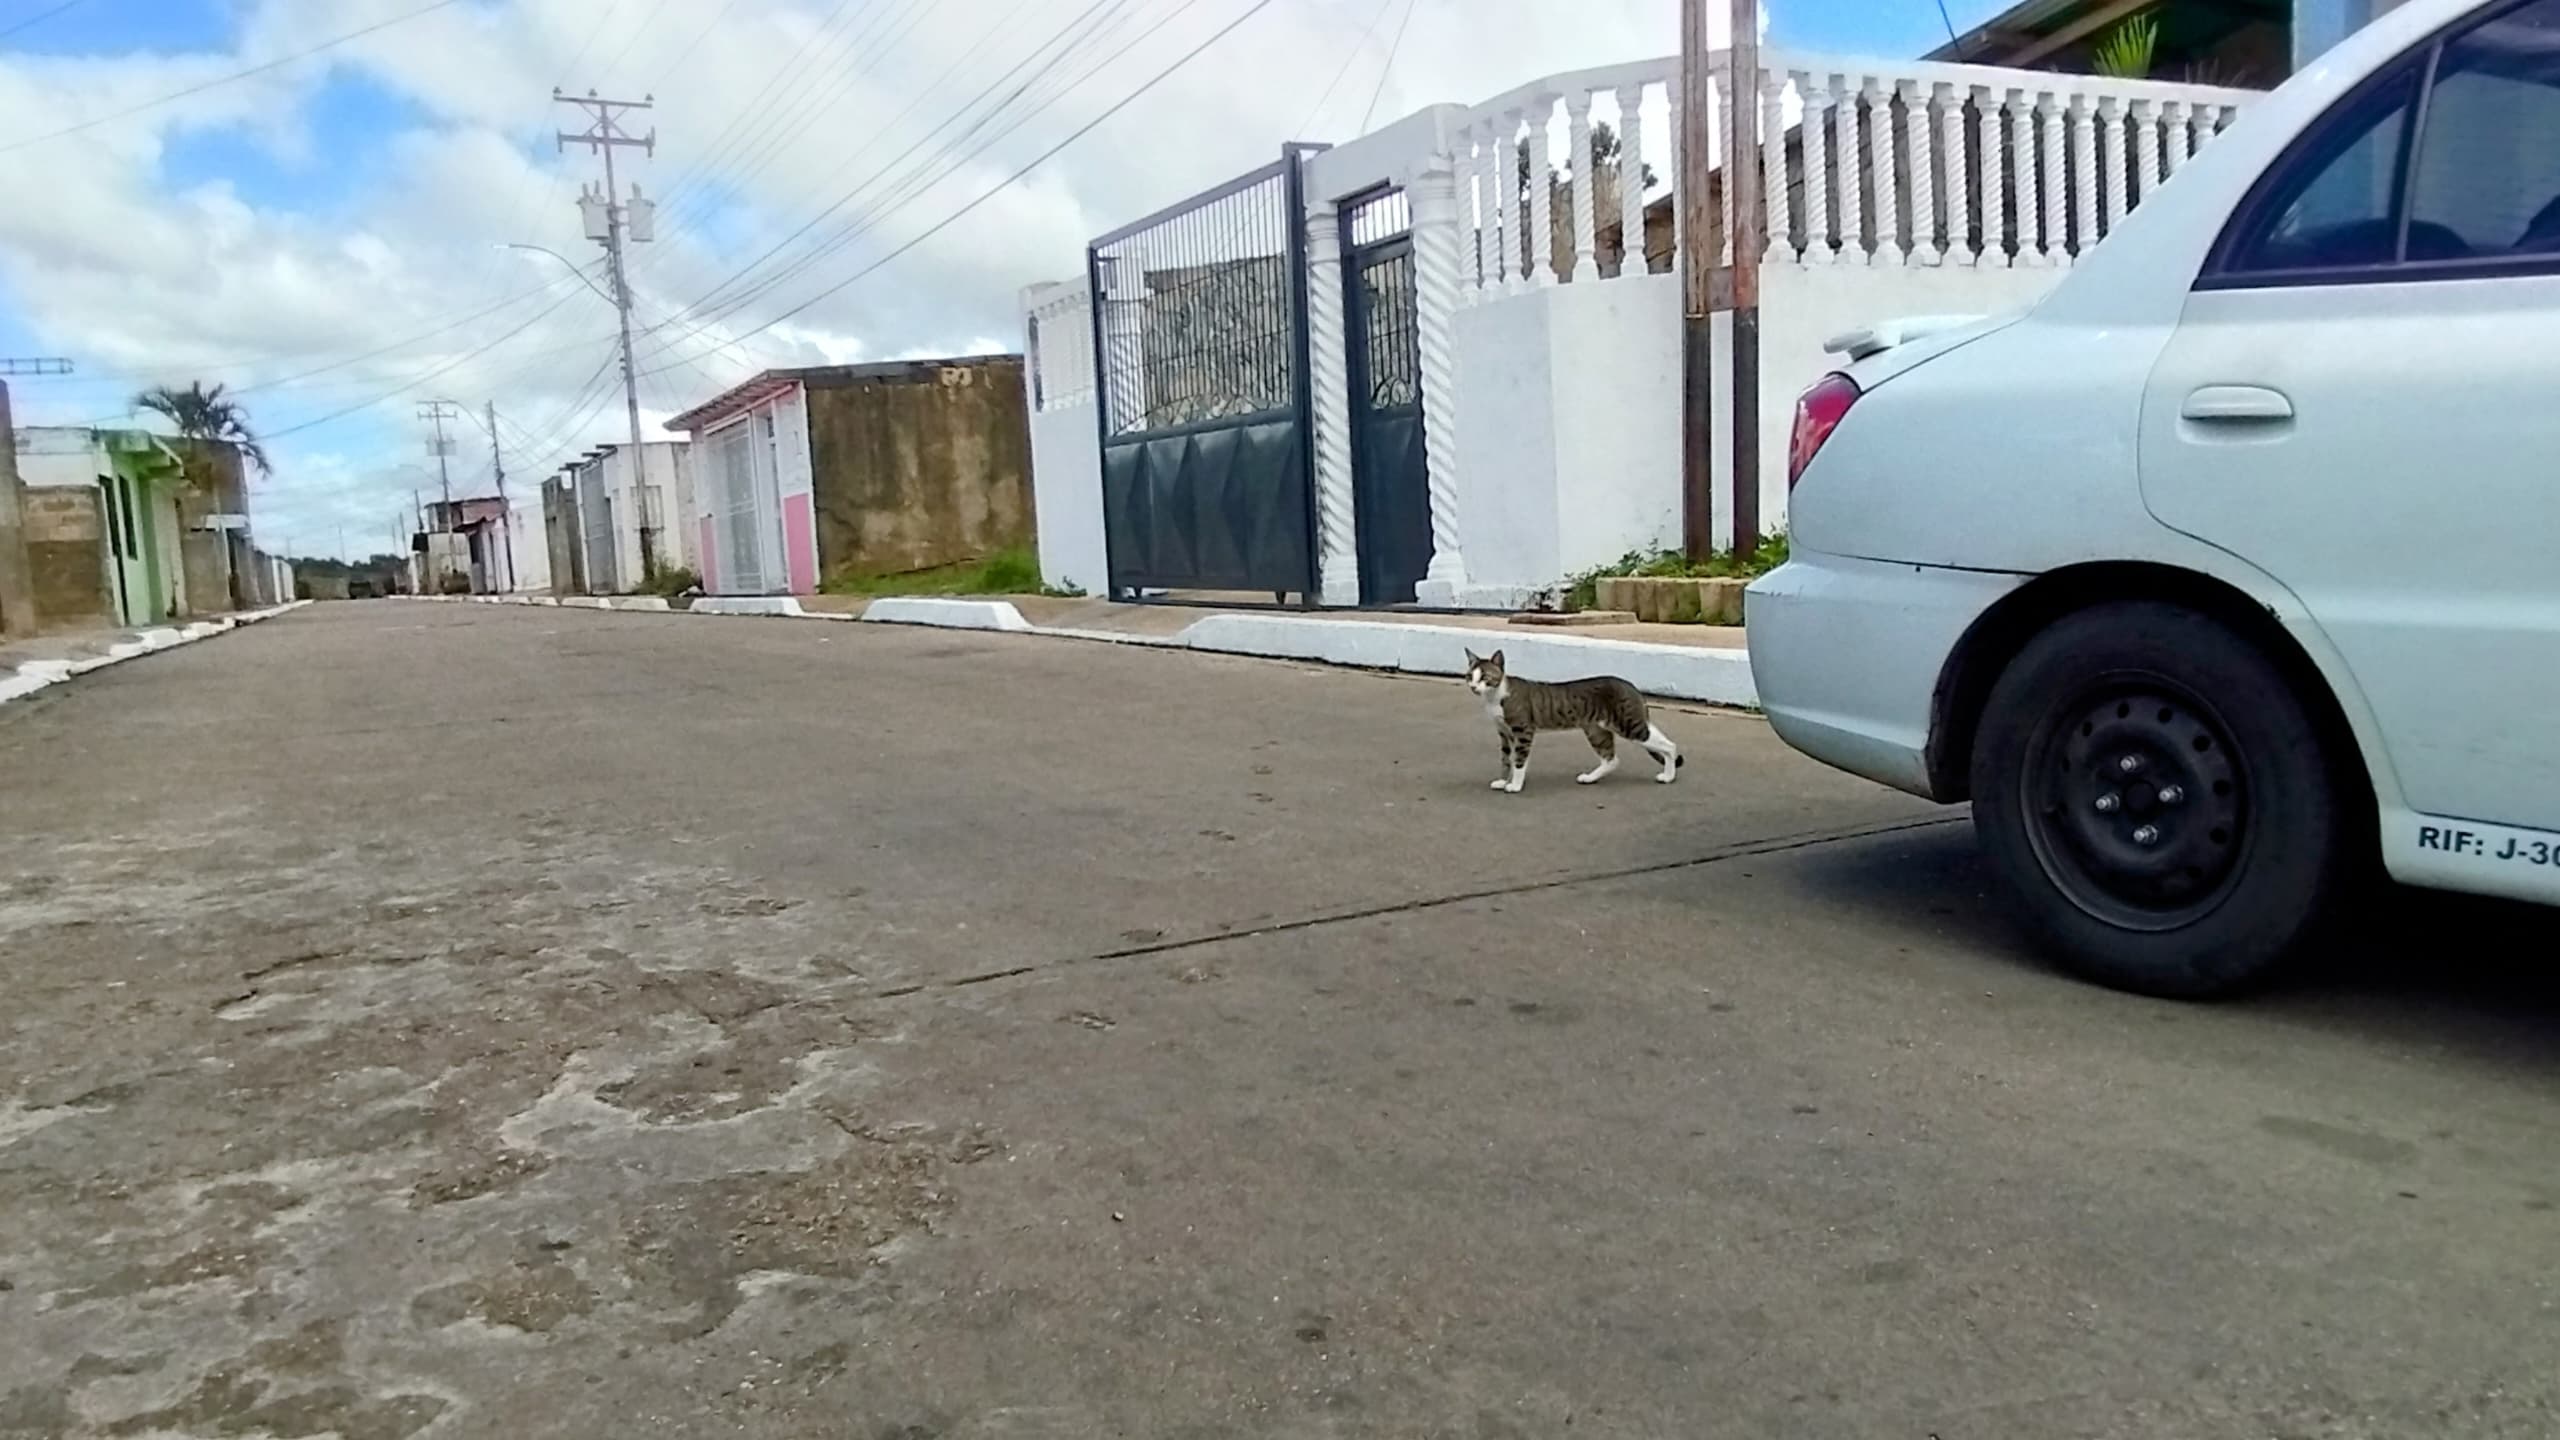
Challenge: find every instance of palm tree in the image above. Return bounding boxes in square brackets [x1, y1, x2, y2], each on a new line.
[132, 380, 271, 477]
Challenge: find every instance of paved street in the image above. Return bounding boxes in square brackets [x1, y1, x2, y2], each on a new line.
[4, 602, 2559, 1439]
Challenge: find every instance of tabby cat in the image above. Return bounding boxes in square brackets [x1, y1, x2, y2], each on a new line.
[1463, 649, 1683, 793]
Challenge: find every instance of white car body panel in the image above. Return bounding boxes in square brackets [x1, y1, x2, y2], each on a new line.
[1747, 0, 2560, 912]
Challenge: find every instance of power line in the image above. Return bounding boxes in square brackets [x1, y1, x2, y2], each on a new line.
[0, 0, 88, 44]
[591, 0, 681, 83]
[1294, 0, 1398, 139]
[645, 0, 747, 90]
[261, 283, 593, 440]
[656, 0, 1129, 329]
[629, 0, 1190, 369]
[1357, 0, 1421, 133]
[0, 0, 468, 154]
[675, 0, 1279, 360]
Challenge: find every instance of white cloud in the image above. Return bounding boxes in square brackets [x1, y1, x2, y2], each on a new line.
[0, 0, 1719, 558]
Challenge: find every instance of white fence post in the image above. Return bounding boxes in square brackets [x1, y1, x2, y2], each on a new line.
[1834, 73, 1864, 262]
[1865, 76, 1902, 265]
[2131, 97, 2163, 206]
[1494, 114, 1522, 294]
[1762, 66, 1790, 263]
[2037, 91, 2066, 266]
[2069, 92, 2099, 261]
[1902, 78, 1938, 265]
[1527, 94, 1559, 287]
[1977, 85, 2008, 268]
[1304, 202, 1360, 606]
[1566, 91, 1599, 282]
[2100, 93, 2129, 235]
[1615, 82, 1650, 276]
[1409, 159, 1472, 605]
[1940, 82, 1973, 265]
[1466, 124, 1494, 299]
[1801, 73, 1835, 264]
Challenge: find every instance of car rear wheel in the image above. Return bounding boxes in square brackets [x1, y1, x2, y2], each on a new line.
[1970, 601, 2349, 999]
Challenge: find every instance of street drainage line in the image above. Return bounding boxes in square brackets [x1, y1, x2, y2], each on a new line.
[858, 812, 1969, 1003]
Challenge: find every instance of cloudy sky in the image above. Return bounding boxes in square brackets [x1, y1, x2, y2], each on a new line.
[0, 0, 1997, 560]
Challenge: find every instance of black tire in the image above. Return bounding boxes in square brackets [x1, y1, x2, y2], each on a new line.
[1969, 601, 2350, 999]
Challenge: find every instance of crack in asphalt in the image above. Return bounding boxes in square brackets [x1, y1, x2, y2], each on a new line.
[864, 812, 1968, 1001]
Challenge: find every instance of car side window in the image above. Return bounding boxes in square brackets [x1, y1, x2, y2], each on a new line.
[2408, 0, 2560, 260]
[2215, 0, 2560, 282]
[2220, 66, 2420, 276]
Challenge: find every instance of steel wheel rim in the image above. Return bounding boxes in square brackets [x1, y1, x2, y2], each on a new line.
[2018, 672, 2252, 934]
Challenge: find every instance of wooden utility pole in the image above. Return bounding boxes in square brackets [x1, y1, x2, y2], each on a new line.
[1677, 0, 1716, 561]
[1725, 0, 1763, 560]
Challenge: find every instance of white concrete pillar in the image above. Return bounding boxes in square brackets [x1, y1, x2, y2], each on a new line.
[1408, 159, 1471, 607]
[1303, 201, 1361, 606]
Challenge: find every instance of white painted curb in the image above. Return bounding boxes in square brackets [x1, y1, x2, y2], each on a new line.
[861, 597, 1031, 632]
[0, 600, 311, 708]
[1173, 615, 1758, 707]
[690, 596, 807, 617]
[401, 587, 1759, 707]
[608, 596, 671, 612]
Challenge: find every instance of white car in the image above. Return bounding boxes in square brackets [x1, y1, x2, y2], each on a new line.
[1747, 0, 2560, 998]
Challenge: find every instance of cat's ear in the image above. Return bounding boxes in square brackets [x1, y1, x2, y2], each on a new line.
[1462, 649, 1479, 666]
[1488, 650, 1505, 668]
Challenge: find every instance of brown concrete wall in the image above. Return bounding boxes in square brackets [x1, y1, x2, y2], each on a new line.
[168, 439, 251, 613]
[803, 359, 1033, 580]
[21, 485, 113, 626]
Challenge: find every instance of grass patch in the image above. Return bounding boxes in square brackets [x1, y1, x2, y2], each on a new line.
[818, 546, 1072, 598]
[1562, 533, 1789, 612]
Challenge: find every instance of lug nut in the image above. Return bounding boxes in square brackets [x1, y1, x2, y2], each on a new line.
[2157, 784, 2185, 805]
[2117, 754, 2146, 774]
[2132, 824, 2162, 846]
[2093, 792, 2121, 813]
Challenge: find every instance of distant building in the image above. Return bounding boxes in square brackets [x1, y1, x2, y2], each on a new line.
[665, 357, 1031, 596]
[555, 441, 695, 594]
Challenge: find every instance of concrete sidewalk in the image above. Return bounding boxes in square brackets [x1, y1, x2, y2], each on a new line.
[0, 601, 310, 705]
[461, 591, 1763, 706]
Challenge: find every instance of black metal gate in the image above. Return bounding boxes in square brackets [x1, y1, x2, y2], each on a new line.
[1088, 147, 1321, 600]
[1341, 189, 1431, 606]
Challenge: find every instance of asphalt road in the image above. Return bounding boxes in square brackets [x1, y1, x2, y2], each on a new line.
[4, 602, 2558, 1439]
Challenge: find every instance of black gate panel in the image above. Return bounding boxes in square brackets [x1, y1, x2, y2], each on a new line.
[1343, 191, 1432, 606]
[1101, 415, 1309, 592]
[1089, 149, 1320, 599]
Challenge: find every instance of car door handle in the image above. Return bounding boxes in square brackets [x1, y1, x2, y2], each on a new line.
[2182, 385, 2294, 423]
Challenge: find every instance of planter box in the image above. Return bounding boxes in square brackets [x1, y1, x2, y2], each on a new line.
[1592, 575, 1747, 625]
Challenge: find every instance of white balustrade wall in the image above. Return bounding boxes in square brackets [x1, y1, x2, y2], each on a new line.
[1760, 52, 2253, 269]
[1448, 51, 2254, 299]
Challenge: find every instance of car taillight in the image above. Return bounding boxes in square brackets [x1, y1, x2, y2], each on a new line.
[1789, 373, 1861, 488]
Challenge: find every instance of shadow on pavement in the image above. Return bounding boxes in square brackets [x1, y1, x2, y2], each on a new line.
[1780, 815, 2560, 1068]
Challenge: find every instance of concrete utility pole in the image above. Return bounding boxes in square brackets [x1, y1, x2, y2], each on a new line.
[486, 400, 515, 593]
[556, 88, 660, 579]
[1677, 0, 1716, 561]
[1725, 0, 1763, 561]
[1676, 0, 1765, 562]
[418, 400, 458, 526]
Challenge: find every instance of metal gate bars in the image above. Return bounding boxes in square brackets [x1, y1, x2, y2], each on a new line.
[1087, 146, 1322, 601]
